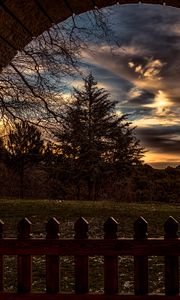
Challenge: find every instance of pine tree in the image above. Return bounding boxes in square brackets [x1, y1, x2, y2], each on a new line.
[56, 73, 145, 200]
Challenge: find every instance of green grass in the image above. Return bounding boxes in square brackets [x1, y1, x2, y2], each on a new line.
[1, 199, 180, 237]
[1, 199, 180, 293]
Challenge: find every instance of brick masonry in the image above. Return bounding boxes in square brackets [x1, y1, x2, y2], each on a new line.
[0, 0, 180, 70]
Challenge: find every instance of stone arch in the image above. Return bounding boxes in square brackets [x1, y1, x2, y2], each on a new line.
[0, 0, 180, 69]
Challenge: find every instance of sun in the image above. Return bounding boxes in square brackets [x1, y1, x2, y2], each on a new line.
[143, 90, 172, 115]
[155, 90, 170, 108]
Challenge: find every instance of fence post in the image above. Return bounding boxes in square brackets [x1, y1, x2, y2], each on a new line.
[0, 220, 4, 291]
[104, 217, 118, 294]
[134, 216, 148, 295]
[17, 218, 32, 293]
[164, 216, 179, 296]
[46, 217, 60, 293]
[74, 217, 89, 294]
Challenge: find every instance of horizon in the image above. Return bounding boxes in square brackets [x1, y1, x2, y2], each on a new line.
[145, 161, 180, 169]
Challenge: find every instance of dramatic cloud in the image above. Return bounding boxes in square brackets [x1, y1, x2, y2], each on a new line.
[137, 125, 180, 154]
[128, 58, 166, 80]
[69, 4, 180, 167]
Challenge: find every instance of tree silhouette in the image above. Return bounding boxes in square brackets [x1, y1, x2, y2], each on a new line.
[0, 9, 110, 126]
[55, 74, 145, 200]
[5, 121, 44, 198]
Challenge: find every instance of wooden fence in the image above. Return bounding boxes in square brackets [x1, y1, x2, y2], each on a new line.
[0, 216, 180, 299]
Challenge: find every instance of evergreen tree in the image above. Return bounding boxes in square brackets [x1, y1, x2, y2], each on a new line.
[55, 73, 144, 200]
[106, 115, 145, 171]
[5, 121, 44, 198]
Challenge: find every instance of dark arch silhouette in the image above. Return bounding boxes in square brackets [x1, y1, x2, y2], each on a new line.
[0, 0, 180, 69]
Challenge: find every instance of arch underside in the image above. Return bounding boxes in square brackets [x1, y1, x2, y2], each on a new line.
[0, 0, 180, 69]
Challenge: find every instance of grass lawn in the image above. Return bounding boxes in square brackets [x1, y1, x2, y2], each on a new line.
[1, 199, 180, 293]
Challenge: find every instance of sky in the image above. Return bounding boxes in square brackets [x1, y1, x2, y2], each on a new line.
[68, 3, 180, 168]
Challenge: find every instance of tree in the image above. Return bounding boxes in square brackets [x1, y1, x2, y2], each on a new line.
[0, 9, 111, 126]
[42, 141, 72, 200]
[55, 74, 145, 200]
[106, 115, 145, 172]
[4, 121, 44, 198]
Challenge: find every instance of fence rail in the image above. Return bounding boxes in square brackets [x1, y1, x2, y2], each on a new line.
[0, 216, 180, 299]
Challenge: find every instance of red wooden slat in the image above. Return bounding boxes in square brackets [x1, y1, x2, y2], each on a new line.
[0, 220, 4, 291]
[17, 218, 32, 293]
[134, 217, 148, 295]
[0, 293, 180, 300]
[46, 218, 60, 293]
[74, 217, 89, 294]
[104, 217, 118, 294]
[1, 238, 180, 256]
[164, 217, 179, 296]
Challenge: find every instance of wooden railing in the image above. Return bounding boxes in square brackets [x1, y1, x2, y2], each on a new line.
[0, 216, 180, 299]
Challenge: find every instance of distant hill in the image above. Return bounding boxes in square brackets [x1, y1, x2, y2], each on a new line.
[149, 162, 180, 170]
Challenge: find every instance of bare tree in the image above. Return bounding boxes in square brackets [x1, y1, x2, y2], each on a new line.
[0, 8, 112, 128]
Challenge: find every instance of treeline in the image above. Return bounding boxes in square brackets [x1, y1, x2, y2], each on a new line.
[0, 74, 179, 202]
[125, 164, 180, 203]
